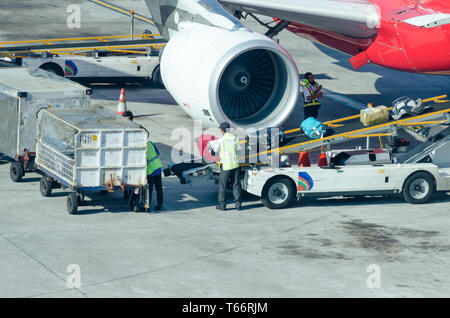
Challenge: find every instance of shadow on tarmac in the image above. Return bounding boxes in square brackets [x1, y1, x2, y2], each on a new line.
[83, 80, 178, 105]
[291, 192, 450, 209]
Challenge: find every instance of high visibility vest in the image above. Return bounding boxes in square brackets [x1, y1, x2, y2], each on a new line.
[303, 80, 321, 108]
[219, 133, 239, 171]
[147, 142, 162, 175]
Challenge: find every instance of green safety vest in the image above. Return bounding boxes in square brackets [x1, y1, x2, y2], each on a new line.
[304, 80, 321, 108]
[147, 141, 162, 175]
[219, 133, 239, 171]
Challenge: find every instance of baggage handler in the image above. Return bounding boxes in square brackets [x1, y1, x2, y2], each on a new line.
[302, 72, 323, 119]
[211, 122, 242, 211]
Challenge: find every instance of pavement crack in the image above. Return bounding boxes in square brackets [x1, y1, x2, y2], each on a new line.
[1, 234, 89, 298]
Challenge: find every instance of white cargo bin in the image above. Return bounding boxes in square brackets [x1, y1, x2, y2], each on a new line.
[35, 106, 149, 214]
[0, 68, 91, 182]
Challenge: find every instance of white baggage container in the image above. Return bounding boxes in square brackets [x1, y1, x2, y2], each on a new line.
[0, 68, 91, 182]
[35, 106, 149, 214]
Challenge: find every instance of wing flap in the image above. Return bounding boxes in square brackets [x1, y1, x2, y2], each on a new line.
[220, 0, 380, 38]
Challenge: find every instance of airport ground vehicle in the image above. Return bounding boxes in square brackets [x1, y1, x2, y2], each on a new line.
[0, 68, 91, 182]
[176, 96, 450, 208]
[243, 159, 450, 209]
[20, 53, 163, 85]
[0, 34, 166, 85]
[34, 107, 149, 214]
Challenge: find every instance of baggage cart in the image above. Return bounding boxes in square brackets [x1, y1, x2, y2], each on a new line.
[35, 106, 149, 214]
[0, 68, 91, 182]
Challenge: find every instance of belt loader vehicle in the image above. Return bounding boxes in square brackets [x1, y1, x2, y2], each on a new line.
[0, 34, 166, 86]
[178, 97, 450, 209]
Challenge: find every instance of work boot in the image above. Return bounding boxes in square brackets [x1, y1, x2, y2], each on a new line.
[216, 205, 226, 211]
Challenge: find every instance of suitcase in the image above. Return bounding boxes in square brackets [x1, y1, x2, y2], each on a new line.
[301, 117, 327, 139]
[360, 105, 389, 126]
[195, 134, 219, 163]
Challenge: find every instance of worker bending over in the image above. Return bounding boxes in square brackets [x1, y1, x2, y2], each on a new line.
[212, 122, 242, 211]
[123, 111, 162, 211]
[302, 72, 323, 119]
[147, 139, 164, 211]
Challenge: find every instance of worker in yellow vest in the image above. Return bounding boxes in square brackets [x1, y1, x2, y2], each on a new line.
[212, 122, 241, 211]
[302, 72, 323, 120]
[147, 140, 164, 211]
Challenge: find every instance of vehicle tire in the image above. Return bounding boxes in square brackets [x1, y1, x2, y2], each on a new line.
[128, 192, 141, 212]
[261, 177, 295, 209]
[39, 63, 64, 77]
[67, 193, 79, 215]
[152, 65, 164, 88]
[402, 172, 434, 204]
[40, 177, 53, 197]
[10, 162, 24, 182]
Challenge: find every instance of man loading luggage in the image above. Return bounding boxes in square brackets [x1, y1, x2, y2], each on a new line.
[211, 122, 242, 211]
[147, 139, 164, 212]
[302, 72, 323, 120]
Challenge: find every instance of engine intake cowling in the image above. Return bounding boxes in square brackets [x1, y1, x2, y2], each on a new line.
[160, 24, 299, 129]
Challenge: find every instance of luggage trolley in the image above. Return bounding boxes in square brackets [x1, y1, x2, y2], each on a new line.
[0, 68, 90, 182]
[35, 106, 149, 214]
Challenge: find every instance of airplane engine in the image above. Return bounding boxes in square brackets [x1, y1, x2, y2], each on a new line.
[160, 24, 300, 129]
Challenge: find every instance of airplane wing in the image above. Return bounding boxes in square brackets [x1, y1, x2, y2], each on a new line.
[219, 0, 380, 38]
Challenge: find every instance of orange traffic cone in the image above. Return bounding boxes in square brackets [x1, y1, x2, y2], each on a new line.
[117, 88, 127, 116]
[298, 152, 311, 167]
[318, 152, 328, 167]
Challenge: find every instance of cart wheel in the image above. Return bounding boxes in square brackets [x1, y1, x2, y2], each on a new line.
[403, 172, 434, 204]
[128, 192, 141, 212]
[67, 193, 79, 215]
[261, 177, 295, 209]
[40, 177, 53, 197]
[10, 162, 24, 183]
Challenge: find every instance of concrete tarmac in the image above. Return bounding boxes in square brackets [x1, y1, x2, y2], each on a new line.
[0, 0, 449, 298]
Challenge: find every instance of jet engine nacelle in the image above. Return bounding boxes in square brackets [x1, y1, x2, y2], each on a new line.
[160, 24, 300, 129]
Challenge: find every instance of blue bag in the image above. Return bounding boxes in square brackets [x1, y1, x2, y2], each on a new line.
[301, 117, 327, 139]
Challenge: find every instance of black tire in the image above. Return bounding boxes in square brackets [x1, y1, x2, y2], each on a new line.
[128, 192, 141, 212]
[67, 193, 79, 215]
[40, 177, 53, 197]
[10, 162, 24, 182]
[151, 65, 164, 88]
[39, 63, 64, 77]
[402, 172, 434, 204]
[261, 177, 295, 209]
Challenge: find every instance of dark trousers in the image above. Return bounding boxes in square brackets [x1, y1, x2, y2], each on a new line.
[218, 167, 241, 207]
[147, 174, 163, 206]
[304, 105, 320, 120]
